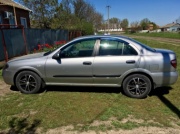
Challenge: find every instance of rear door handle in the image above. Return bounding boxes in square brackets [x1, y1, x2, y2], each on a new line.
[126, 60, 135, 64]
[83, 61, 92, 65]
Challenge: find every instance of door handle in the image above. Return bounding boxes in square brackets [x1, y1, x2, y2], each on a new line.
[83, 61, 92, 65]
[126, 60, 135, 64]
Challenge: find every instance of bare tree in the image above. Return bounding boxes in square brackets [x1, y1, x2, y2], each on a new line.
[121, 18, 129, 30]
[19, 0, 58, 28]
[109, 17, 121, 29]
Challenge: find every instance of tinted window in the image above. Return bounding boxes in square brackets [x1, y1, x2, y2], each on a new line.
[61, 39, 96, 58]
[123, 44, 138, 55]
[98, 39, 138, 56]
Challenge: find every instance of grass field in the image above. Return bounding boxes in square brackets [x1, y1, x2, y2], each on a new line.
[125, 32, 180, 39]
[0, 38, 180, 133]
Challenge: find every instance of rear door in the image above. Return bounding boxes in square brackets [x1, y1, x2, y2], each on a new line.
[93, 38, 141, 85]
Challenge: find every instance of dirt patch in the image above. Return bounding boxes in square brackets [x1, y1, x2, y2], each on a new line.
[45, 126, 180, 134]
[44, 116, 180, 134]
[0, 80, 13, 96]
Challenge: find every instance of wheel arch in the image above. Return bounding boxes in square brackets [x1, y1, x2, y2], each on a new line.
[122, 72, 154, 89]
[13, 69, 45, 87]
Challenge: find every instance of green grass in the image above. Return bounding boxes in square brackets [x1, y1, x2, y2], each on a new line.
[125, 32, 180, 39]
[0, 38, 180, 133]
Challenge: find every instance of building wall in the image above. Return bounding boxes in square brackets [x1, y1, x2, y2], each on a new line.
[0, 5, 30, 28]
[169, 25, 180, 31]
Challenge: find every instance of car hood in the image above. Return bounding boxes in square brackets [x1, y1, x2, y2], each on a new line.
[8, 52, 46, 62]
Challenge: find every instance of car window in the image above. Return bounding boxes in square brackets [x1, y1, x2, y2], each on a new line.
[60, 39, 96, 58]
[123, 44, 138, 55]
[98, 39, 138, 56]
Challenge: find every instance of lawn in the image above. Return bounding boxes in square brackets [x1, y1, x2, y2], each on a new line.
[125, 32, 180, 39]
[0, 38, 180, 133]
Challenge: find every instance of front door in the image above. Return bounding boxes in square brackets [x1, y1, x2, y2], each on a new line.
[45, 39, 97, 85]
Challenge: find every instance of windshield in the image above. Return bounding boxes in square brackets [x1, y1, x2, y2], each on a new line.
[129, 38, 156, 52]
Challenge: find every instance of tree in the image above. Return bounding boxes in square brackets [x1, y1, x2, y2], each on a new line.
[130, 21, 139, 28]
[130, 21, 141, 33]
[93, 12, 103, 31]
[50, 2, 79, 29]
[19, 0, 103, 35]
[72, 0, 103, 31]
[121, 19, 129, 30]
[61, 0, 73, 14]
[19, 0, 58, 28]
[109, 17, 120, 29]
[150, 22, 158, 30]
[140, 18, 150, 30]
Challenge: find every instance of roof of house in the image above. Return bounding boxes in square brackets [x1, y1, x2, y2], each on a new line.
[0, 0, 31, 11]
[161, 23, 180, 28]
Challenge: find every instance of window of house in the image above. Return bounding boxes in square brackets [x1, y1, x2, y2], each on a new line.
[98, 39, 138, 56]
[9, 17, 15, 28]
[20, 17, 27, 28]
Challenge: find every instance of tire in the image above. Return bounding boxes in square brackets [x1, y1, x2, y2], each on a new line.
[123, 74, 152, 99]
[15, 71, 41, 94]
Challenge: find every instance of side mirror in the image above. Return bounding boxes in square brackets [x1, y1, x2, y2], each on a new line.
[52, 51, 60, 60]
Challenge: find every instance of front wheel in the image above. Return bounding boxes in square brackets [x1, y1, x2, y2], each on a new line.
[123, 74, 152, 99]
[15, 71, 41, 94]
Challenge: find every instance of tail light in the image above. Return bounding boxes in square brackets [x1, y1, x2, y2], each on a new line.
[171, 59, 177, 69]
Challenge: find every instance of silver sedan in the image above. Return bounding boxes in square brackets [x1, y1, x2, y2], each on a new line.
[2, 35, 178, 98]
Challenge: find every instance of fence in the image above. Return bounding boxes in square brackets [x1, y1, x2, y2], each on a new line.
[25, 29, 68, 52]
[0, 26, 82, 62]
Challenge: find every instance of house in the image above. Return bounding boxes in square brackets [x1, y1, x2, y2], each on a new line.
[0, 0, 31, 28]
[147, 24, 153, 31]
[161, 22, 180, 32]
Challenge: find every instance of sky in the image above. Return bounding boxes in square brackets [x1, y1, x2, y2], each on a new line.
[16, 0, 180, 27]
[90, 0, 180, 26]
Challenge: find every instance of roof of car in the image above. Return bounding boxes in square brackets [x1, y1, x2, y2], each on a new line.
[74, 35, 131, 40]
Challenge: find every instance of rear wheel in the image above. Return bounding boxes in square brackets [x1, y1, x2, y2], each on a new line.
[15, 71, 41, 94]
[123, 74, 152, 99]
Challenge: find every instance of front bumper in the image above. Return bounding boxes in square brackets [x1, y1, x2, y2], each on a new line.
[2, 69, 15, 86]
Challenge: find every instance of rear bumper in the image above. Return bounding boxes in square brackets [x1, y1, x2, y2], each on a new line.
[151, 71, 178, 87]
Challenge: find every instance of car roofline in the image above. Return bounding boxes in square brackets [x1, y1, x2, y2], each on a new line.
[72, 35, 131, 41]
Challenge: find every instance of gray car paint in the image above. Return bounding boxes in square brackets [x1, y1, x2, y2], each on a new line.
[2, 35, 178, 89]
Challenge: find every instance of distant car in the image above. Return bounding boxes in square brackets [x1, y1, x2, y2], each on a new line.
[2, 35, 178, 98]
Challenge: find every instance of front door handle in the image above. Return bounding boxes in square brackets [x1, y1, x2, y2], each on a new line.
[126, 60, 135, 64]
[83, 61, 92, 65]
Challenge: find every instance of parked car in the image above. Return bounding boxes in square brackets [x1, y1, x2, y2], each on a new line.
[2, 35, 178, 98]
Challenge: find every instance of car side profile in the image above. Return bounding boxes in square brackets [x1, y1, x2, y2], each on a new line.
[2, 35, 178, 98]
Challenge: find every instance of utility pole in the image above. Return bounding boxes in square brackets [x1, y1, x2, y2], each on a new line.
[106, 5, 110, 34]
